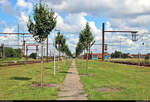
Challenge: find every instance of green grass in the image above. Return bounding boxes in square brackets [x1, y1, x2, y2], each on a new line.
[0, 59, 72, 100]
[76, 59, 150, 100]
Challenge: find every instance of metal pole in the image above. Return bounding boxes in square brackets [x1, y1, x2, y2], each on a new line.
[18, 24, 20, 49]
[120, 38, 121, 58]
[36, 45, 38, 60]
[44, 47, 45, 58]
[102, 23, 105, 62]
[22, 34, 25, 57]
[23, 40, 26, 57]
[54, 32, 56, 76]
[54, 48, 56, 76]
[89, 47, 90, 59]
[26, 45, 28, 59]
[47, 36, 48, 63]
[2, 44, 5, 58]
[50, 50, 51, 58]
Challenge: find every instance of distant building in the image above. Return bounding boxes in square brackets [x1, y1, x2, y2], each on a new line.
[81, 53, 110, 60]
[91, 53, 109, 60]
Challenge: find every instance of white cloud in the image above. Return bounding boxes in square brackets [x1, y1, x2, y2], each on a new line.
[89, 21, 101, 41]
[3, 27, 15, 33]
[55, 12, 87, 33]
[16, 12, 29, 32]
[17, 0, 28, 8]
[45, 0, 150, 30]
[46, 0, 150, 17]
[15, 0, 33, 32]
[1, 0, 150, 54]
[0, 0, 18, 16]
[54, 12, 103, 53]
[16, 0, 33, 14]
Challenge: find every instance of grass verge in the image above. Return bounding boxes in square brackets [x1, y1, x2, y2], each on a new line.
[0, 59, 72, 100]
[76, 59, 150, 100]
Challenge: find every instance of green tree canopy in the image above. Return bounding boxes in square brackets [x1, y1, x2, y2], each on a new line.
[76, 22, 95, 57]
[111, 51, 129, 58]
[27, 1, 57, 43]
[1, 47, 21, 58]
[55, 32, 72, 58]
[29, 53, 37, 59]
[75, 42, 84, 57]
[79, 22, 94, 51]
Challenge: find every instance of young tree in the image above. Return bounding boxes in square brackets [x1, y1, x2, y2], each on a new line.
[75, 42, 84, 57]
[78, 22, 95, 74]
[27, 1, 57, 86]
[60, 36, 66, 55]
[55, 32, 64, 61]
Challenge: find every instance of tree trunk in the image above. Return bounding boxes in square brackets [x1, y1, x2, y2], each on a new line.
[40, 42, 44, 86]
[86, 49, 88, 75]
[57, 50, 61, 71]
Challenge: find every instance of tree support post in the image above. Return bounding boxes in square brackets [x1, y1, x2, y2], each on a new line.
[36, 45, 38, 60]
[46, 37, 48, 63]
[86, 45, 89, 75]
[41, 42, 44, 86]
[89, 47, 90, 59]
[102, 23, 105, 62]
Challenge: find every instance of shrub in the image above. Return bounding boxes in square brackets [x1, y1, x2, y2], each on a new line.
[145, 55, 149, 60]
[29, 53, 37, 59]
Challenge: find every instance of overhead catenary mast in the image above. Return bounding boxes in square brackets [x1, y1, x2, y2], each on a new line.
[18, 24, 20, 49]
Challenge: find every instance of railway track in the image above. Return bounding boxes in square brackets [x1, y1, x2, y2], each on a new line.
[0, 60, 53, 67]
[110, 61, 150, 67]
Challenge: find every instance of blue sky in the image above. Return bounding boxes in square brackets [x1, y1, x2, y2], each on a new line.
[0, 0, 150, 55]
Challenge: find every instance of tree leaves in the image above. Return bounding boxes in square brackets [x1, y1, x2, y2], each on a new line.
[76, 22, 95, 57]
[27, 2, 57, 43]
[55, 32, 72, 57]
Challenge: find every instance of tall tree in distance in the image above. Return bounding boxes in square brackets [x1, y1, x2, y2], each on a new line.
[55, 32, 64, 61]
[27, 0, 57, 86]
[75, 42, 84, 57]
[78, 22, 95, 74]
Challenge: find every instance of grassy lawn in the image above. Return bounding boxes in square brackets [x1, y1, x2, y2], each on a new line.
[76, 59, 150, 100]
[0, 59, 72, 100]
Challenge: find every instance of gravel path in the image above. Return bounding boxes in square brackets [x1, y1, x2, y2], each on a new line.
[57, 60, 88, 100]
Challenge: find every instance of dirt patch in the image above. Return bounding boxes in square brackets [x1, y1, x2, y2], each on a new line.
[79, 74, 94, 77]
[31, 83, 60, 88]
[95, 87, 123, 93]
[136, 70, 150, 72]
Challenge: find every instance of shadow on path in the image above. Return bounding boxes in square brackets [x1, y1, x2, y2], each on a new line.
[59, 71, 73, 74]
[45, 67, 52, 69]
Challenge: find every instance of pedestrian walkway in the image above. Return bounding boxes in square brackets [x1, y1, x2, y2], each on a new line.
[57, 60, 88, 100]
